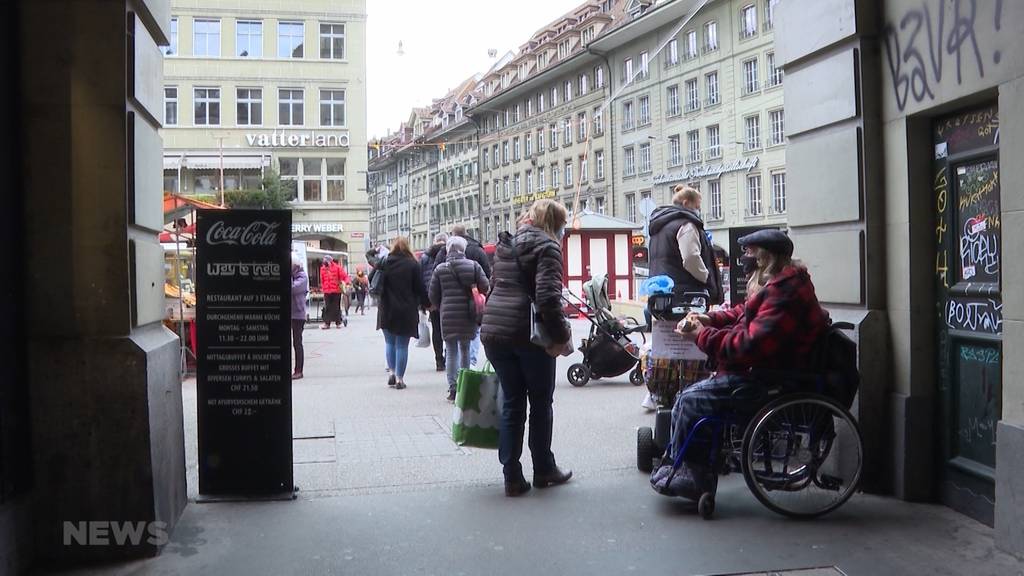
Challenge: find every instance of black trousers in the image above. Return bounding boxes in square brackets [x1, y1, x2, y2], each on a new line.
[430, 309, 444, 367]
[323, 293, 342, 324]
[291, 319, 305, 373]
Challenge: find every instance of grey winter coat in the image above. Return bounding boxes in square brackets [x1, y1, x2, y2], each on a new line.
[480, 225, 570, 349]
[429, 253, 489, 341]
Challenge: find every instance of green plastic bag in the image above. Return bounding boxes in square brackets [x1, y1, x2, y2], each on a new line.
[452, 363, 501, 449]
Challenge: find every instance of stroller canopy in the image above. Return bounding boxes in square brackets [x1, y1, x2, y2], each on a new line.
[583, 274, 610, 311]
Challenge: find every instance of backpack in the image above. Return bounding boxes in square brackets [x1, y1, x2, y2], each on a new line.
[812, 321, 860, 410]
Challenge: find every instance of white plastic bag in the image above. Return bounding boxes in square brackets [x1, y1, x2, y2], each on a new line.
[416, 313, 432, 348]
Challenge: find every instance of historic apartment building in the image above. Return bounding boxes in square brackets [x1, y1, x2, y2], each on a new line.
[162, 0, 370, 262]
[601, 0, 785, 245]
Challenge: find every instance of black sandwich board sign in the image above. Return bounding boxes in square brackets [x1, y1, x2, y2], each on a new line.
[195, 209, 294, 498]
[728, 225, 782, 305]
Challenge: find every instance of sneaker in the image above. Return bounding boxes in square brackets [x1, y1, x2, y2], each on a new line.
[533, 466, 572, 488]
[641, 392, 657, 412]
[395, 380, 407, 390]
[387, 374, 396, 387]
[446, 390, 456, 402]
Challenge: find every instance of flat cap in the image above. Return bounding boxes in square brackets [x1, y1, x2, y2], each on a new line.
[738, 229, 793, 258]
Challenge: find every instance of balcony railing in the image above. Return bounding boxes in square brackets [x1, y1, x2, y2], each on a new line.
[702, 42, 718, 54]
[740, 26, 757, 39]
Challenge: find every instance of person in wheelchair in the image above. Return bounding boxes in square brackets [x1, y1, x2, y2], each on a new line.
[652, 229, 830, 497]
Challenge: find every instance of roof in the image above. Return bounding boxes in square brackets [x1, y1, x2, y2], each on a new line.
[568, 209, 641, 231]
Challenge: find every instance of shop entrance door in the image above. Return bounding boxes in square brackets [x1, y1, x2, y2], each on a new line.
[932, 103, 1002, 525]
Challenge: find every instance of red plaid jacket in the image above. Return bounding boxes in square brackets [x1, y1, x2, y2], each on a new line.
[696, 265, 829, 374]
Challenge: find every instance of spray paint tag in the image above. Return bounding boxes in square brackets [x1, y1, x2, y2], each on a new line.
[963, 265, 977, 280]
[971, 219, 987, 234]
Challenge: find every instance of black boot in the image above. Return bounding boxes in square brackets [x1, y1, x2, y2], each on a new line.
[533, 466, 573, 488]
[504, 474, 531, 497]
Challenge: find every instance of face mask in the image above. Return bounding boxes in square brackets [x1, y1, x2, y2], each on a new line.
[740, 255, 759, 276]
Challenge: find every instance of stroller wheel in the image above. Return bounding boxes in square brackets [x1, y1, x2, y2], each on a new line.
[629, 367, 644, 386]
[567, 363, 591, 387]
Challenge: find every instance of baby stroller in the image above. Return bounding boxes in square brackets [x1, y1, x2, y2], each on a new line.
[563, 274, 646, 387]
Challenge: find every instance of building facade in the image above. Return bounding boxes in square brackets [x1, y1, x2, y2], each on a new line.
[163, 0, 369, 263]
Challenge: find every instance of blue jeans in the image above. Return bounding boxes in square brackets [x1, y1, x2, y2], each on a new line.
[382, 330, 411, 379]
[670, 374, 760, 464]
[485, 343, 557, 479]
[470, 327, 481, 367]
[445, 338, 472, 394]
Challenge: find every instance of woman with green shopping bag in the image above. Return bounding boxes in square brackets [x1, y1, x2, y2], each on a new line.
[481, 199, 574, 497]
[429, 235, 489, 402]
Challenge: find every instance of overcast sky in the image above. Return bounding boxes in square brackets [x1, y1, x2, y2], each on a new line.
[366, 0, 585, 138]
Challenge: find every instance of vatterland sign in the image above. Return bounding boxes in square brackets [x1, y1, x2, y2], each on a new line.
[196, 209, 293, 497]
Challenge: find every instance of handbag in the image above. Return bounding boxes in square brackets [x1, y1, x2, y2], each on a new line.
[368, 257, 387, 297]
[511, 241, 558, 348]
[451, 362, 501, 449]
[445, 262, 485, 324]
[416, 312, 432, 348]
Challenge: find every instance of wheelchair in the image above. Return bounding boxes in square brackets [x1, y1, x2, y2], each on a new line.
[639, 373, 863, 520]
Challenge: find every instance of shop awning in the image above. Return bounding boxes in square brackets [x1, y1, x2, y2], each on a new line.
[183, 156, 268, 170]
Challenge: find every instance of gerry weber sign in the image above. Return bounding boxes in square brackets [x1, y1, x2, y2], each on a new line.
[653, 156, 759, 185]
[245, 131, 350, 149]
[291, 222, 344, 234]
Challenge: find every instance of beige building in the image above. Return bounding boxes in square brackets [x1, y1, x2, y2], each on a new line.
[162, 0, 369, 263]
[602, 0, 785, 246]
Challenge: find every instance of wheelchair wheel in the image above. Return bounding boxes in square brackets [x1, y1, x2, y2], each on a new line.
[629, 367, 644, 386]
[698, 492, 715, 520]
[741, 393, 862, 519]
[567, 363, 591, 387]
[637, 426, 656, 472]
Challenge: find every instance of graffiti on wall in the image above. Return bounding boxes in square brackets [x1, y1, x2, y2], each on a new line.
[945, 297, 1002, 335]
[883, 0, 1005, 112]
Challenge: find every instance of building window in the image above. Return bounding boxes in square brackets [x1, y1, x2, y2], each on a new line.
[704, 21, 718, 52]
[577, 112, 588, 141]
[685, 30, 698, 59]
[193, 87, 220, 125]
[563, 117, 572, 145]
[741, 4, 758, 38]
[707, 124, 721, 158]
[193, 19, 221, 57]
[513, 104, 521, 123]
[552, 164, 560, 188]
[685, 79, 699, 112]
[580, 156, 588, 182]
[595, 150, 605, 180]
[539, 91, 546, 112]
[236, 20, 262, 57]
[626, 193, 636, 222]
[593, 106, 604, 135]
[765, 0, 778, 31]
[667, 39, 679, 66]
[502, 140, 509, 164]
[538, 166, 546, 190]
[639, 142, 651, 174]
[527, 97, 534, 117]
[745, 115, 761, 150]
[767, 52, 784, 87]
[771, 171, 786, 213]
[280, 157, 299, 200]
[687, 130, 701, 163]
[320, 23, 346, 59]
[623, 57, 633, 84]
[639, 95, 650, 126]
[302, 158, 322, 202]
[668, 135, 681, 166]
[513, 137, 521, 161]
[280, 89, 304, 125]
[166, 17, 178, 55]
[551, 86, 558, 107]
[640, 51, 649, 78]
[595, 65, 605, 88]
[708, 180, 722, 220]
[565, 160, 573, 188]
[537, 129, 545, 153]
[580, 73, 589, 96]
[747, 173, 763, 215]
[514, 173, 521, 195]
[743, 58, 760, 94]
[525, 132, 533, 157]
[493, 180, 500, 203]
[278, 22, 304, 58]
[550, 123, 558, 149]
[667, 85, 680, 117]
[327, 158, 346, 201]
[320, 89, 345, 127]
[504, 176, 511, 200]
[483, 148, 490, 170]
[564, 80, 573, 102]
[526, 170, 534, 193]
[623, 146, 636, 176]
[769, 109, 785, 146]
[622, 100, 634, 130]
[237, 88, 262, 125]
[595, 197, 606, 214]
[706, 71, 720, 105]
[164, 87, 177, 125]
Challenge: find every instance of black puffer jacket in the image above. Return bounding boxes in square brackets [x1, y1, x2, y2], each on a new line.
[460, 235, 492, 279]
[429, 252, 488, 341]
[481, 225, 570, 349]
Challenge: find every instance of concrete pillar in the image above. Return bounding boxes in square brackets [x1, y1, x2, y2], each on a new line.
[20, 0, 185, 566]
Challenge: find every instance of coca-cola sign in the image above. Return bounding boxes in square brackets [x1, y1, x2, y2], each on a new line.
[206, 220, 280, 247]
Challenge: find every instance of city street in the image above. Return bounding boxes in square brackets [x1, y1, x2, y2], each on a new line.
[76, 311, 1024, 576]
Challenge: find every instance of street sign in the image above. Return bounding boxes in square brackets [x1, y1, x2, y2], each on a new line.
[639, 197, 657, 217]
[196, 209, 294, 499]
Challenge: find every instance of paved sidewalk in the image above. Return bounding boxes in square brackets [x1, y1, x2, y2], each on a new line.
[54, 308, 1024, 575]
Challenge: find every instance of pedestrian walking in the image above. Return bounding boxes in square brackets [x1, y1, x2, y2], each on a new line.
[481, 199, 574, 497]
[420, 232, 449, 372]
[352, 269, 368, 315]
[372, 237, 429, 390]
[429, 235, 488, 402]
[451, 224, 490, 367]
[320, 255, 348, 329]
[291, 255, 308, 380]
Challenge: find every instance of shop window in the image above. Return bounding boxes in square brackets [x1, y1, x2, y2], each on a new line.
[164, 171, 179, 193]
[327, 158, 345, 202]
